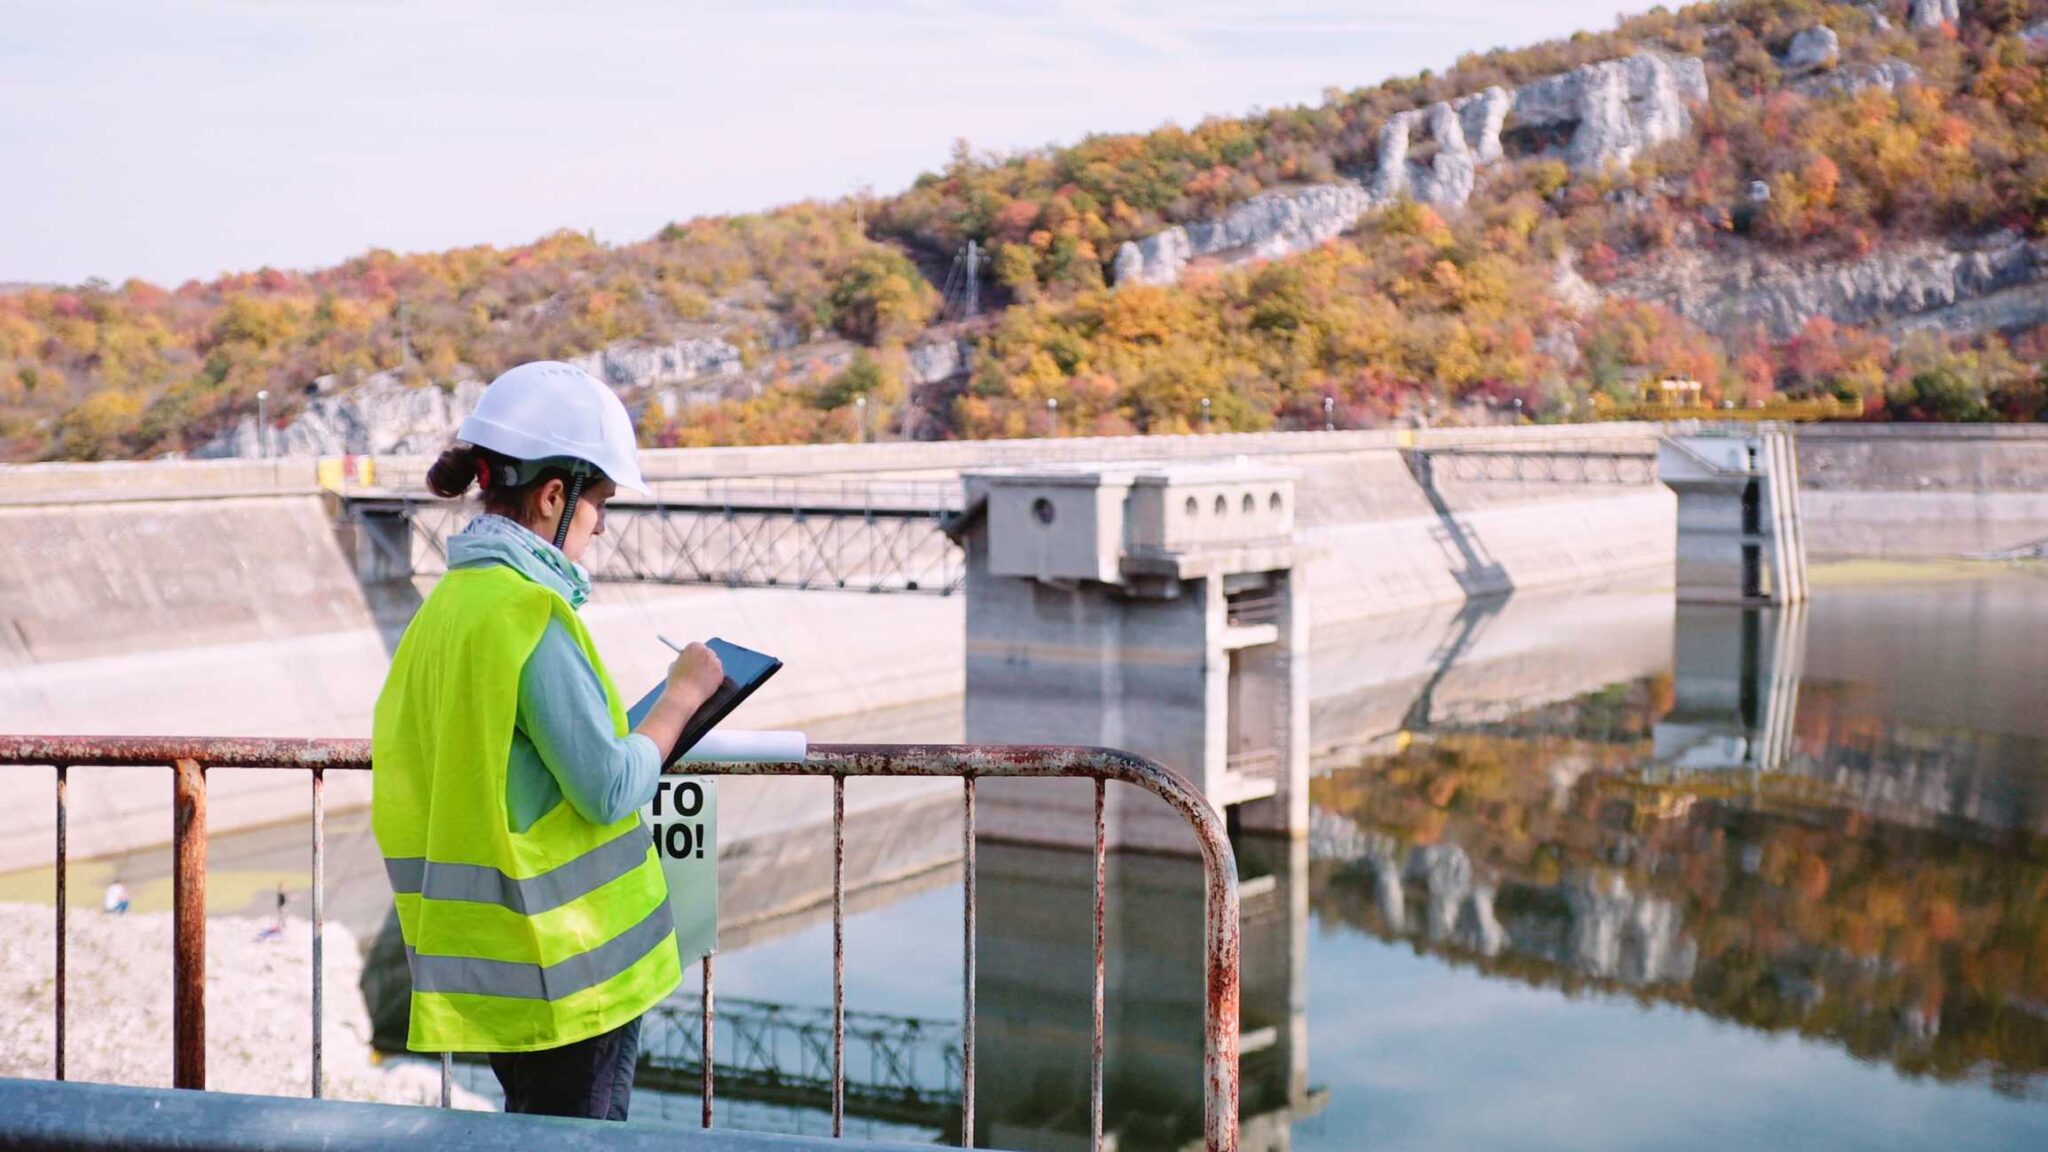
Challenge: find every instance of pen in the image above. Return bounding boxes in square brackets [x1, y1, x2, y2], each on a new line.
[658, 634, 685, 654]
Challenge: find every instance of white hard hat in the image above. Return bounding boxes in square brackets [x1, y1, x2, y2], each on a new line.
[457, 361, 650, 496]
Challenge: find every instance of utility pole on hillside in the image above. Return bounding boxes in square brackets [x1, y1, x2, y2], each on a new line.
[965, 239, 979, 319]
[940, 240, 985, 321]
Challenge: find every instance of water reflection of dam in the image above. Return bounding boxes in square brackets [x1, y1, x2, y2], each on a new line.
[1308, 583, 1677, 768]
[637, 995, 963, 1131]
[974, 838, 1323, 1152]
[1312, 586, 2048, 1092]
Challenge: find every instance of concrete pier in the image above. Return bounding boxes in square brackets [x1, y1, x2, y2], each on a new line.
[959, 464, 1309, 851]
[1658, 429, 1808, 604]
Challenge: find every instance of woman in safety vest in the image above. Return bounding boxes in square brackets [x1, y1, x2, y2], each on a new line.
[372, 360, 723, 1120]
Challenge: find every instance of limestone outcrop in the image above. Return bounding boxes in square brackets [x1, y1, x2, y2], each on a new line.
[1371, 88, 1508, 208]
[1110, 52, 1708, 286]
[1110, 226, 1196, 288]
[1112, 184, 1373, 287]
[1784, 26, 1841, 71]
[907, 338, 969, 385]
[201, 335, 765, 458]
[567, 337, 741, 388]
[1792, 58, 1918, 97]
[1614, 234, 2048, 338]
[1909, 0, 1959, 29]
[201, 373, 485, 459]
[1460, 86, 1512, 164]
[1512, 51, 1708, 173]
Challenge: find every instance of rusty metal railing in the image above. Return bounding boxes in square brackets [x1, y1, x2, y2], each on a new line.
[0, 736, 1242, 1152]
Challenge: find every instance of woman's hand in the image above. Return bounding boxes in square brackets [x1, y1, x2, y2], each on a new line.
[634, 641, 725, 760]
[667, 641, 725, 701]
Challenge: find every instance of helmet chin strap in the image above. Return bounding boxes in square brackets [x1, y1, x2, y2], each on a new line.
[551, 470, 588, 552]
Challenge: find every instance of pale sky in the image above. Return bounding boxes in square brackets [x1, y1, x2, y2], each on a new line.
[2, 1, 1658, 286]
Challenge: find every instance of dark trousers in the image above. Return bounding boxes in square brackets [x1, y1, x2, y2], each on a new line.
[488, 1017, 642, 1121]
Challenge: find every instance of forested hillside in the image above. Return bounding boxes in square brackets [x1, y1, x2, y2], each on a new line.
[8, 0, 2048, 461]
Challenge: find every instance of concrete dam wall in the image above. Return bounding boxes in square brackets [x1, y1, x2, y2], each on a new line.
[1797, 425, 2048, 558]
[0, 422, 2031, 871]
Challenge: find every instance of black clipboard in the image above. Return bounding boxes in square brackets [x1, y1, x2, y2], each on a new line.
[627, 638, 783, 766]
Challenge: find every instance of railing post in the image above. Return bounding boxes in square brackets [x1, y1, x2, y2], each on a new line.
[172, 758, 207, 1091]
[1196, 816, 1241, 1152]
[310, 767, 325, 1099]
[54, 764, 67, 1082]
[700, 952, 715, 1128]
[1090, 778, 1106, 1152]
[831, 774, 846, 1137]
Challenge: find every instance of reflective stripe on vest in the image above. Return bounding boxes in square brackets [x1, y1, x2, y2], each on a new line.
[383, 824, 653, 916]
[406, 898, 675, 1001]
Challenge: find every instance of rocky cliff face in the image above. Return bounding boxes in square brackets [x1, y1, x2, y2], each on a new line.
[906, 338, 969, 385]
[200, 332, 973, 459]
[1111, 52, 1708, 287]
[1370, 88, 1511, 207]
[567, 337, 741, 388]
[1909, 0, 1959, 29]
[1112, 184, 1373, 287]
[1612, 234, 2048, 338]
[201, 337, 742, 459]
[202, 373, 484, 459]
[1783, 25, 1840, 71]
[1511, 51, 1708, 174]
[1791, 57, 1919, 97]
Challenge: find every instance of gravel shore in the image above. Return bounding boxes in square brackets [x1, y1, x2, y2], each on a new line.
[0, 902, 489, 1108]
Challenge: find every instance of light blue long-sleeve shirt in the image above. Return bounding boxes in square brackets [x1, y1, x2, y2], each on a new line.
[446, 514, 663, 833]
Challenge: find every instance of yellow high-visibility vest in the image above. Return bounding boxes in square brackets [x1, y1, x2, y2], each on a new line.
[371, 564, 679, 1053]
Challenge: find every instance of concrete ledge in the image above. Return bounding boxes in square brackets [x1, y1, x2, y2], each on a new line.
[0, 1076, 935, 1152]
[0, 458, 316, 501]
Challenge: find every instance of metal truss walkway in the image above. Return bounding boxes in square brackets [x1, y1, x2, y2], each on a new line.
[339, 441, 1661, 597]
[639, 996, 962, 1132]
[341, 478, 966, 595]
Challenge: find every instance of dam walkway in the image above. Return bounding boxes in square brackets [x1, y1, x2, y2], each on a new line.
[336, 438, 1656, 596]
[342, 478, 968, 595]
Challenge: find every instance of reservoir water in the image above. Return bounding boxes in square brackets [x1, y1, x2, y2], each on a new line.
[625, 566, 2048, 1150]
[64, 565, 2048, 1149]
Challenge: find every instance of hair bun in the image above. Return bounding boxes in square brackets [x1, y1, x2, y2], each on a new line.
[426, 443, 480, 499]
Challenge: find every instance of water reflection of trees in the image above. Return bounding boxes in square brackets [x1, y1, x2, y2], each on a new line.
[1311, 705, 2048, 1094]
